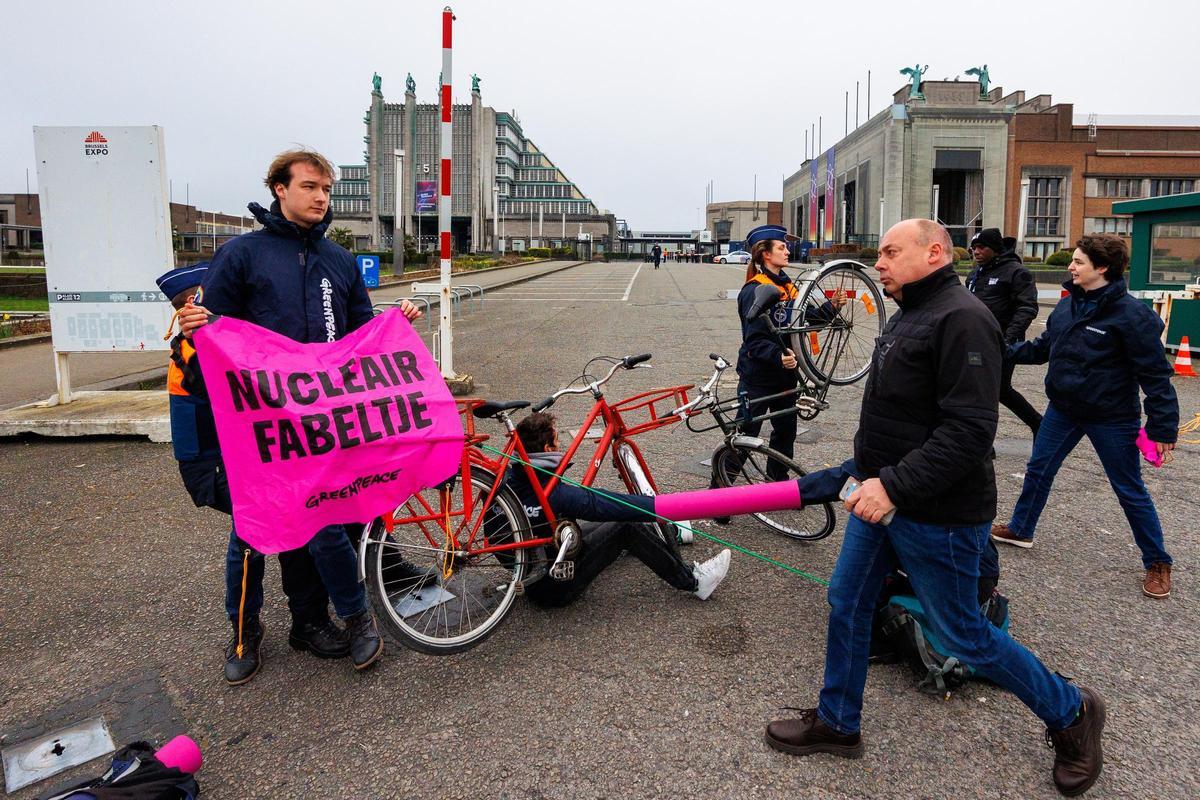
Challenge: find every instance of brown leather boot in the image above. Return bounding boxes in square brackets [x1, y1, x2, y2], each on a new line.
[1142, 563, 1171, 599]
[1046, 686, 1105, 797]
[764, 708, 863, 759]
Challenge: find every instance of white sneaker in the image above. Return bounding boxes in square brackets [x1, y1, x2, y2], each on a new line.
[692, 548, 731, 600]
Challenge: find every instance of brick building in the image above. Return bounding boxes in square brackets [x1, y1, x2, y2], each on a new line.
[705, 200, 782, 250]
[1006, 108, 1200, 259]
[0, 193, 255, 255]
[782, 72, 1200, 256]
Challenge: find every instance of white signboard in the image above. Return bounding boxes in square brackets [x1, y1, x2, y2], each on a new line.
[34, 126, 175, 352]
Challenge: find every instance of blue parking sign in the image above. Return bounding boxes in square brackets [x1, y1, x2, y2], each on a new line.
[356, 255, 380, 288]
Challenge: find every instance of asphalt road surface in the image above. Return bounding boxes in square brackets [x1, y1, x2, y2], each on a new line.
[1, 260, 1197, 798]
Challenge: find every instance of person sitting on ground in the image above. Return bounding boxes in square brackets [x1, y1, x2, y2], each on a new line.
[505, 412, 731, 606]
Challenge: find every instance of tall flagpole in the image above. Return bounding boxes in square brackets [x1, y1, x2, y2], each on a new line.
[438, 6, 456, 377]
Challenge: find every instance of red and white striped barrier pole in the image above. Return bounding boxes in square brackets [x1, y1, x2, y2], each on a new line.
[438, 6, 456, 377]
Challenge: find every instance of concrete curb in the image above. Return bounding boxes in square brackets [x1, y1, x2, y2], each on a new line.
[0, 332, 52, 350]
[373, 257, 556, 288]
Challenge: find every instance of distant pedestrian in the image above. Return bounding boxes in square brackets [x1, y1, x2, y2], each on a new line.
[765, 220, 1104, 799]
[991, 234, 1178, 599]
[652, 243, 662, 269]
[966, 228, 1042, 435]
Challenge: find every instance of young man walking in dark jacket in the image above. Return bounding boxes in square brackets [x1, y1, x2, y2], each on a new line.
[967, 227, 1042, 435]
[764, 220, 1104, 798]
[180, 149, 422, 672]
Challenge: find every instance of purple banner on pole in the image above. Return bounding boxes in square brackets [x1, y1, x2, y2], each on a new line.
[415, 180, 436, 214]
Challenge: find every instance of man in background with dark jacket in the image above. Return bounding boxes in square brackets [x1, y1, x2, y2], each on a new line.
[763, 219, 1105, 798]
[967, 227, 1042, 435]
[180, 149, 421, 674]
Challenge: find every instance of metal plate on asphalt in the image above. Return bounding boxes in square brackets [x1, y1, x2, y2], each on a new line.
[394, 586, 456, 618]
[2, 716, 115, 792]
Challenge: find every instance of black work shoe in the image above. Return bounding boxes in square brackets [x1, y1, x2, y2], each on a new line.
[225, 617, 265, 686]
[1046, 686, 1106, 797]
[764, 708, 864, 759]
[288, 616, 351, 659]
[346, 611, 383, 671]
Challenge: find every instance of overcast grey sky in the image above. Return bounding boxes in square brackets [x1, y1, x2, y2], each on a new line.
[4, 0, 1196, 229]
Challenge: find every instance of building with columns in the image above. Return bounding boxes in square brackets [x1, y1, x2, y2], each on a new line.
[333, 74, 617, 253]
[782, 71, 1200, 255]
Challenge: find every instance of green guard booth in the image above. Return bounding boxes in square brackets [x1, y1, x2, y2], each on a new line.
[1113, 191, 1200, 354]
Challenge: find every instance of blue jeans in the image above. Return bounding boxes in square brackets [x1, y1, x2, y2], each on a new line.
[224, 524, 367, 621]
[818, 514, 1081, 735]
[1008, 404, 1171, 569]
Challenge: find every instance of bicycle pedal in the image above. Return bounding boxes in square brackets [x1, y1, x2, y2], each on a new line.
[549, 561, 575, 581]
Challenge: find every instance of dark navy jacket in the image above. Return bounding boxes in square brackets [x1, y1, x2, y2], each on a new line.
[200, 201, 373, 343]
[1009, 278, 1177, 442]
[736, 270, 799, 390]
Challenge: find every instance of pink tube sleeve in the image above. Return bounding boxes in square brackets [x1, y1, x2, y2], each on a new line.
[655, 480, 801, 520]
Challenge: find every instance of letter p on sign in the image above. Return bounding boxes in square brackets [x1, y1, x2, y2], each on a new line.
[357, 255, 380, 289]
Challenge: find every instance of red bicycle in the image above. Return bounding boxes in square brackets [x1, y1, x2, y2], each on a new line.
[358, 353, 695, 654]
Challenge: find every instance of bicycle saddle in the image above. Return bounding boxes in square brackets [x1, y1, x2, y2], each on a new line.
[471, 399, 531, 419]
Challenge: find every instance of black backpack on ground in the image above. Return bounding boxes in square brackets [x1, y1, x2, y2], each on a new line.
[37, 741, 198, 800]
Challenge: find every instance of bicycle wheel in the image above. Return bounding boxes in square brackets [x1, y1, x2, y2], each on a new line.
[613, 441, 687, 554]
[711, 442, 835, 541]
[790, 262, 886, 386]
[364, 466, 530, 655]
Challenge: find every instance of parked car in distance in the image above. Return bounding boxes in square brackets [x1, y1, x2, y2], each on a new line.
[714, 250, 750, 264]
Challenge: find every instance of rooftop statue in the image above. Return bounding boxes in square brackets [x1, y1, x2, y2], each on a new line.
[406, 72, 416, 93]
[471, 73, 481, 93]
[372, 72, 382, 94]
[899, 64, 928, 100]
[966, 65, 991, 98]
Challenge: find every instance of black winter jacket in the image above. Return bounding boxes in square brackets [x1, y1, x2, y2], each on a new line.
[200, 201, 374, 343]
[1008, 278, 1178, 442]
[965, 249, 1038, 344]
[854, 265, 1002, 525]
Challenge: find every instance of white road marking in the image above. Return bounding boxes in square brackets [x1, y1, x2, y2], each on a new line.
[622, 264, 644, 301]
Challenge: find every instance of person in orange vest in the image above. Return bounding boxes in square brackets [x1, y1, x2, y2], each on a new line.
[711, 226, 845, 523]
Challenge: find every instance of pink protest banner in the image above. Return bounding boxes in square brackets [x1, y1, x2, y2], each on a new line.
[193, 309, 464, 554]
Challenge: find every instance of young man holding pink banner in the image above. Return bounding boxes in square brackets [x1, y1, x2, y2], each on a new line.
[180, 149, 423, 673]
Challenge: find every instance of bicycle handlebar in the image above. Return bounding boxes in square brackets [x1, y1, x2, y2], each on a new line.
[536, 353, 653, 411]
[623, 353, 652, 369]
[671, 354, 730, 418]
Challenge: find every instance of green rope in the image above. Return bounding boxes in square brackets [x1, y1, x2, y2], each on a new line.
[478, 442, 830, 588]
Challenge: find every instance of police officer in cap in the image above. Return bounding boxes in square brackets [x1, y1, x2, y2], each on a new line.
[714, 226, 844, 511]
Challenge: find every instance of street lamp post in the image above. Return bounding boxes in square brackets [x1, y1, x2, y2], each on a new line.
[393, 149, 405, 276]
[492, 184, 499, 256]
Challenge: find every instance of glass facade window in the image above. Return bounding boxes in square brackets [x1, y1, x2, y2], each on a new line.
[1084, 217, 1132, 236]
[1025, 177, 1063, 237]
[1094, 178, 1141, 198]
[1150, 179, 1196, 197]
[1149, 219, 1200, 284]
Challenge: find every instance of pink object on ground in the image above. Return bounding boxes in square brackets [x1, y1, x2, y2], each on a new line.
[1136, 427, 1163, 467]
[154, 735, 202, 774]
[655, 480, 801, 520]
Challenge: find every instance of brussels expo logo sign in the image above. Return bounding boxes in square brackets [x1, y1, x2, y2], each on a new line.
[83, 130, 109, 157]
